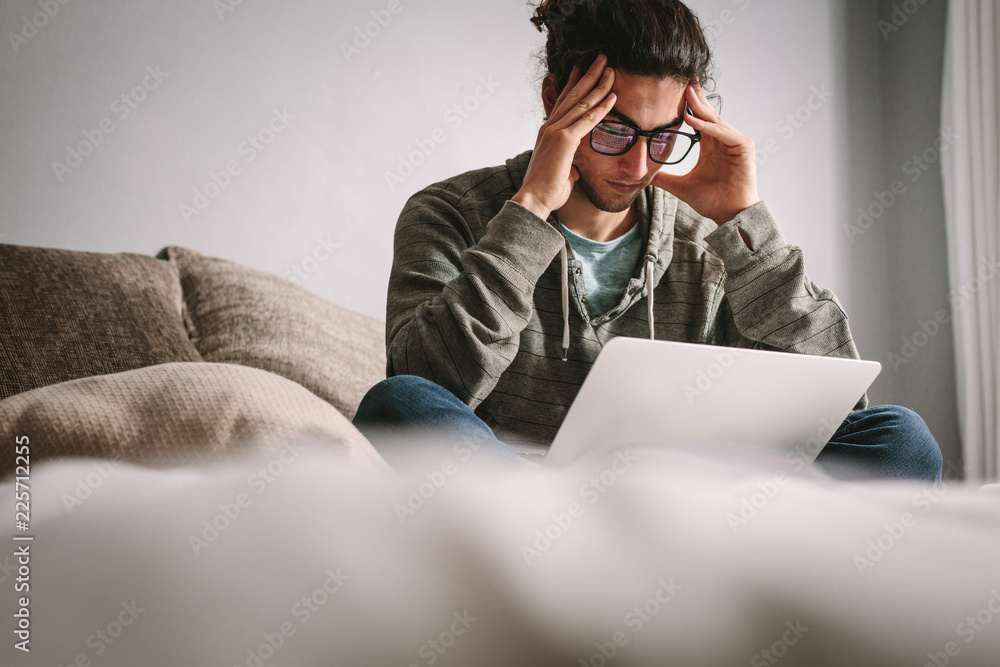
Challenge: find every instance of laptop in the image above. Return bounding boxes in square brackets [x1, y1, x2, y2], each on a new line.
[542, 338, 881, 466]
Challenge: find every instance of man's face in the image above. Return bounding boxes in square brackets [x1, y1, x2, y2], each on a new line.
[571, 71, 688, 213]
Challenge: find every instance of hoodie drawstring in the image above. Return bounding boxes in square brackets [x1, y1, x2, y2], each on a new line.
[646, 256, 655, 340]
[560, 244, 570, 361]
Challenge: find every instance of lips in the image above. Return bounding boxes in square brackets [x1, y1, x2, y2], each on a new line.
[607, 181, 642, 194]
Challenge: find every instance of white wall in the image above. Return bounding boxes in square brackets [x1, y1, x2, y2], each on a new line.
[0, 0, 960, 466]
[1, 0, 543, 315]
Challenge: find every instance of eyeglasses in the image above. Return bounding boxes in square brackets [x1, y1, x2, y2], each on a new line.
[589, 119, 700, 165]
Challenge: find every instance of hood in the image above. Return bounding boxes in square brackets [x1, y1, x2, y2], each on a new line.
[505, 151, 678, 360]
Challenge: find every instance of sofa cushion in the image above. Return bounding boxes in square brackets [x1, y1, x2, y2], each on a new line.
[0, 243, 202, 400]
[0, 362, 388, 477]
[162, 246, 386, 420]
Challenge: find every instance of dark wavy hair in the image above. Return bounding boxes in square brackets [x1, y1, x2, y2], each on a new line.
[530, 0, 716, 97]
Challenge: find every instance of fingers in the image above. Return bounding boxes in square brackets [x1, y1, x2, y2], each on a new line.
[684, 85, 746, 147]
[518, 54, 616, 218]
[549, 54, 614, 128]
[684, 112, 743, 146]
[551, 61, 587, 116]
[685, 84, 722, 125]
[552, 70, 616, 142]
[575, 89, 617, 135]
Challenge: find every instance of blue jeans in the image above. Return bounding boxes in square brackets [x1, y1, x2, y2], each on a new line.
[352, 375, 944, 482]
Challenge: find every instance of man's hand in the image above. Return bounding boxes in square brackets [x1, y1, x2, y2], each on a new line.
[653, 83, 760, 227]
[512, 54, 617, 221]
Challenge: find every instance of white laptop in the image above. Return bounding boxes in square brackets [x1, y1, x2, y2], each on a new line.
[542, 338, 881, 466]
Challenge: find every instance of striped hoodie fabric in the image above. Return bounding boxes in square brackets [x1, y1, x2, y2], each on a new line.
[385, 150, 866, 447]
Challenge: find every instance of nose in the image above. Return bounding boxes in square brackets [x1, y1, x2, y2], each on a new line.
[618, 136, 651, 180]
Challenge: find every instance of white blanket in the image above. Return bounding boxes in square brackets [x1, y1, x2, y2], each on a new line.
[2, 436, 999, 666]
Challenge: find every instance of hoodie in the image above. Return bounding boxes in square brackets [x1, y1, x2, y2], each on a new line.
[385, 150, 867, 447]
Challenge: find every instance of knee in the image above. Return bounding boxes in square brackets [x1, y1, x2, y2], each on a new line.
[875, 405, 934, 441]
[353, 375, 457, 425]
[873, 405, 944, 482]
[360, 375, 438, 406]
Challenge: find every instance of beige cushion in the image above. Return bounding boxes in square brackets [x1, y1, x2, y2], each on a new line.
[0, 362, 388, 477]
[162, 246, 385, 420]
[0, 243, 202, 400]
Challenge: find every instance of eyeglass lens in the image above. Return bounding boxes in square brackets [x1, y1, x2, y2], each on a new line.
[591, 122, 692, 164]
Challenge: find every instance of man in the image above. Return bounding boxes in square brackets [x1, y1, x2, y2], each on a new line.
[353, 0, 942, 481]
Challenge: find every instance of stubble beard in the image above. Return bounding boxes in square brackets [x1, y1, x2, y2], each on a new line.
[575, 174, 642, 213]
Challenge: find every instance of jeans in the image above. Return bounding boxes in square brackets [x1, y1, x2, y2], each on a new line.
[352, 375, 944, 482]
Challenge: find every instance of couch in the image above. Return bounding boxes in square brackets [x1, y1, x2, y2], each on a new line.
[3, 242, 1000, 666]
[0, 242, 390, 474]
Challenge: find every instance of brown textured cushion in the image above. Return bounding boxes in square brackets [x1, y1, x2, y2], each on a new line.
[0, 243, 202, 400]
[0, 362, 388, 477]
[163, 246, 385, 420]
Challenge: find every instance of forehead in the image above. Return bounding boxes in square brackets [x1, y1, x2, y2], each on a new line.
[608, 71, 687, 128]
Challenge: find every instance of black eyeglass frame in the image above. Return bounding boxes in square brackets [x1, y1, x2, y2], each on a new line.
[589, 118, 701, 165]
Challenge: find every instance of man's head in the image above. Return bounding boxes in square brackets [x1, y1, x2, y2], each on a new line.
[531, 0, 714, 213]
[532, 0, 714, 97]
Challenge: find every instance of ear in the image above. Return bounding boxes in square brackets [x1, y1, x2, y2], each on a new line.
[541, 73, 560, 118]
